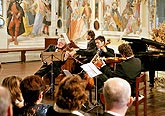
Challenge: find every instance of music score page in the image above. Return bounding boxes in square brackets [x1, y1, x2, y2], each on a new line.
[81, 62, 102, 78]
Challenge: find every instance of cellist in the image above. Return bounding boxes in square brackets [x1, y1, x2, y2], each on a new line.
[85, 35, 115, 90]
[34, 36, 71, 81]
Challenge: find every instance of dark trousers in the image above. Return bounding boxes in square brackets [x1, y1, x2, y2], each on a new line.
[34, 62, 61, 79]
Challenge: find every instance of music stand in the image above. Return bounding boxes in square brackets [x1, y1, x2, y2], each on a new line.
[80, 62, 102, 114]
[41, 51, 65, 99]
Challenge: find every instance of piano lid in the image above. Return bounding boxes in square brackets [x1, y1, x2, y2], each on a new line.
[122, 38, 147, 53]
[122, 37, 142, 43]
[141, 38, 165, 50]
[122, 38, 165, 50]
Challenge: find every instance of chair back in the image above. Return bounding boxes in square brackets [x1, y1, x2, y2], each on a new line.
[134, 73, 147, 116]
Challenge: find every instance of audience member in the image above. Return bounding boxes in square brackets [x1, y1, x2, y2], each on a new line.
[19, 75, 51, 116]
[102, 78, 133, 116]
[2, 76, 23, 116]
[46, 74, 88, 116]
[34, 37, 70, 80]
[100, 43, 141, 96]
[0, 85, 13, 116]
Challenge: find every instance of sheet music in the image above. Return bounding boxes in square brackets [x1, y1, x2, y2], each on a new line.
[81, 62, 102, 78]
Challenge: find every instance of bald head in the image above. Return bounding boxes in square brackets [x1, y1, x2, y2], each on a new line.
[103, 78, 131, 109]
[0, 86, 12, 116]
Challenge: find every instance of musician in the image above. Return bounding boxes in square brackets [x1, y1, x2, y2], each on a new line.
[93, 35, 115, 90]
[95, 35, 115, 58]
[34, 37, 70, 80]
[76, 30, 97, 63]
[71, 30, 97, 74]
[99, 43, 141, 97]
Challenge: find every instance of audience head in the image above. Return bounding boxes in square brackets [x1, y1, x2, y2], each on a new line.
[20, 75, 46, 106]
[0, 85, 13, 116]
[103, 77, 133, 115]
[2, 76, 23, 107]
[87, 30, 95, 40]
[57, 37, 67, 49]
[118, 43, 134, 57]
[95, 35, 106, 48]
[55, 74, 87, 111]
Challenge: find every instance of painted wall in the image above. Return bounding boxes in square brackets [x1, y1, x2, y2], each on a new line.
[0, 0, 154, 62]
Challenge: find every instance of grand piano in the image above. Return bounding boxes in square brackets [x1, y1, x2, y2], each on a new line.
[122, 37, 165, 86]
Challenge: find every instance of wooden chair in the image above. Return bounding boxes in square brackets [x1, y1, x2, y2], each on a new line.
[134, 74, 147, 116]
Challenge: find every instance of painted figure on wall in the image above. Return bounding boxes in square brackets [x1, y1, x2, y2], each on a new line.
[103, 5, 117, 31]
[66, 0, 73, 35]
[122, 1, 134, 32]
[68, 0, 92, 41]
[122, 0, 141, 34]
[82, 0, 92, 29]
[30, 0, 49, 37]
[111, 1, 123, 31]
[7, 0, 25, 45]
[21, 0, 35, 36]
[42, 3, 51, 35]
[101, 0, 141, 35]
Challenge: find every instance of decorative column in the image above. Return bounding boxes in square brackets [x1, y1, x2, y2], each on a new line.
[50, 0, 57, 36]
[153, 0, 157, 28]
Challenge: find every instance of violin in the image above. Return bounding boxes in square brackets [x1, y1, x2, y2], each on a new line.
[103, 57, 126, 63]
[93, 57, 126, 69]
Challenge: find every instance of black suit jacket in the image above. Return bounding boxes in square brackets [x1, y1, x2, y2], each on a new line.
[76, 39, 97, 56]
[102, 112, 116, 116]
[76, 39, 97, 62]
[101, 57, 141, 81]
[101, 57, 141, 96]
[99, 46, 115, 58]
[35, 44, 66, 77]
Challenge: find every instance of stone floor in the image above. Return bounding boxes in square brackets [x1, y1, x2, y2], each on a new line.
[0, 61, 165, 116]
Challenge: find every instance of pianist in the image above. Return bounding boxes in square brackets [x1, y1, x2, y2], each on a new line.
[34, 37, 70, 80]
[98, 43, 141, 97]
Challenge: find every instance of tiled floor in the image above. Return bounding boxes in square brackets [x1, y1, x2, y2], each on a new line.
[0, 61, 165, 116]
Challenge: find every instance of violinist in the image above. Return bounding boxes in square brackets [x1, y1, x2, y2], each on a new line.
[99, 43, 141, 97]
[70, 30, 97, 73]
[75, 30, 97, 63]
[34, 37, 70, 80]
